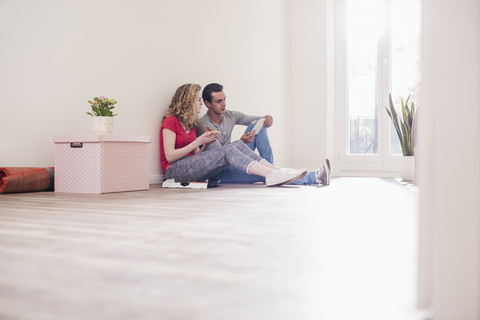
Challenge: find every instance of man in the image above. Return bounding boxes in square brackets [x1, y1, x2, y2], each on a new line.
[197, 83, 330, 185]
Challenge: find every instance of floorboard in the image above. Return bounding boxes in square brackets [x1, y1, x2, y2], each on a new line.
[0, 178, 420, 320]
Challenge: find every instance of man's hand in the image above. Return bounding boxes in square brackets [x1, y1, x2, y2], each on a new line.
[240, 130, 255, 143]
[264, 115, 273, 127]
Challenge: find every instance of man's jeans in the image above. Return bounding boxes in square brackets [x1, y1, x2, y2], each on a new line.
[211, 122, 317, 185]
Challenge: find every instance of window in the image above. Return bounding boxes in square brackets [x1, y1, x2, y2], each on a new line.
[335, 0, 421, 175]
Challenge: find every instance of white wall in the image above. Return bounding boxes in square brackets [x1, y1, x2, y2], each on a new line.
[1, 0, 315, 180]
[289, 0, 333, 170]
[418, 0, 480, 318]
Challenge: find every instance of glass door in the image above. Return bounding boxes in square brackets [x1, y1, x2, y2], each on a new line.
[335, 0, 421, 175]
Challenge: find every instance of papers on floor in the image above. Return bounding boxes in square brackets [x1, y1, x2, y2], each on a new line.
[161, 179, 209, 189]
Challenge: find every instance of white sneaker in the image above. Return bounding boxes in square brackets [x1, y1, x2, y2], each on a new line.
[285, 169, 308, 184]
[266, 169, 307, 187]
[280, 168, 309, 184]
[280, 167, 307, 173]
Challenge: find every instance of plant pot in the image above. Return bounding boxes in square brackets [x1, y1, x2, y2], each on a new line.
[399, 155, 415, 182]
[92, 116, 114, 134]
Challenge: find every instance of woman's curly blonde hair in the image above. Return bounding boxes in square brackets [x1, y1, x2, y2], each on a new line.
[163, 83, 201, 130]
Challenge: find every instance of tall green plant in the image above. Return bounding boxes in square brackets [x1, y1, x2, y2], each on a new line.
[386, 94, 417, 156]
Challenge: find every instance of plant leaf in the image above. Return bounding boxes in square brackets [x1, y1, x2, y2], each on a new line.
[387, 93, 417, 156]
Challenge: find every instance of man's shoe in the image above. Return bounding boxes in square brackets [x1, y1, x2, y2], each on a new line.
[266, 169, 306, 187]
[315, 159, 331, 185]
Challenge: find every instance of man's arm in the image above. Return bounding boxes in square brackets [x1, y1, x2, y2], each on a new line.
[235, 112, 274, 143]
[235, 111, 273, 129]
[233, 111, 263, 126]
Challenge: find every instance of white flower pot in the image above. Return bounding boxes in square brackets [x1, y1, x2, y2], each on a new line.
[92, 116, 114, 134]
[399, 155, 415, 182]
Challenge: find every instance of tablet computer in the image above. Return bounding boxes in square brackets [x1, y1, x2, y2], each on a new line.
[251, 118, 265, 135]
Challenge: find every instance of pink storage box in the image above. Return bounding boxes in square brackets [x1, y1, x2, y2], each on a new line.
[53, 134, 150, 194]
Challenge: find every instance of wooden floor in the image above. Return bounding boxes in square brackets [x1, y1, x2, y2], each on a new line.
[0, 178, 420, 320]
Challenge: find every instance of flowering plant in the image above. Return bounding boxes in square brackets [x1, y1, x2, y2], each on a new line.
[87, 96, 118, 117]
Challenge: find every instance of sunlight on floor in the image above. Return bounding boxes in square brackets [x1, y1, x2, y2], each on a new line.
[317, 178, 418, 319]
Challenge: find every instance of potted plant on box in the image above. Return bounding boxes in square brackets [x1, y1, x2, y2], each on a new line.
[386, 93, 417, 181]
[87, 96, 118, 134]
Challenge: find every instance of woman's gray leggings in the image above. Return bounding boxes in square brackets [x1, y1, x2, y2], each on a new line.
[165, 140, 264, 182]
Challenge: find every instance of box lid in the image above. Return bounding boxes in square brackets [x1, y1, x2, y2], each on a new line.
[53, 134, 151, 143]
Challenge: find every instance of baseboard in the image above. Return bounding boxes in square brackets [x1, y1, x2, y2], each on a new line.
[150, 172, 400, 184]
[149, 174, 164, 185]
[333, 170, 399, 178]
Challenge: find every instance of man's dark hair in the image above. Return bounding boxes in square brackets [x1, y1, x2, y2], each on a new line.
[202, 83, 223, 103]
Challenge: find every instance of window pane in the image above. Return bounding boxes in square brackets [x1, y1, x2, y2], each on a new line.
[346, 0, 383, 155]
[390, 0, 421, 155]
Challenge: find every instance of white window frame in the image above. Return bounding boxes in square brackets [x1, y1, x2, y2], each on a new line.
[335, 0, 402, 177]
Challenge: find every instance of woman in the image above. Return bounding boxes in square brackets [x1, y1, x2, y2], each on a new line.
[160, 83, 306, 187]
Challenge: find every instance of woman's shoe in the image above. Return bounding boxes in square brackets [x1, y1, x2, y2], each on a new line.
[266, 169, 307, 187]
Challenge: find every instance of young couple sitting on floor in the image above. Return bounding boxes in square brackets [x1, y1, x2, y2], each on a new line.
[159, 83, 331, 187]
